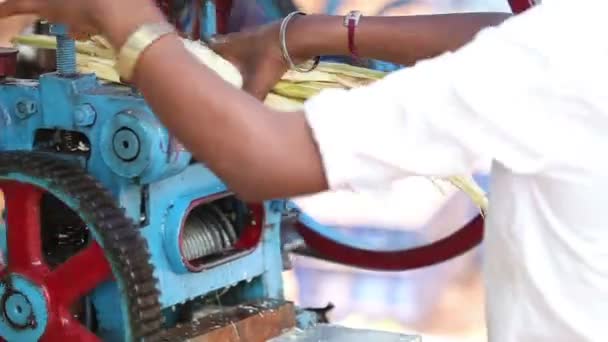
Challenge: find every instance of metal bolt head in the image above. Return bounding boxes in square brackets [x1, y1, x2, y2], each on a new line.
[15, 100, 37, 119]
[73, 104, 96, 127]
[48, 24, 68, 36]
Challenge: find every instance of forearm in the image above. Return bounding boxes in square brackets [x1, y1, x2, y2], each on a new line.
[136, 42, 327, 199]
[288, 13, 511, 65]
[103, 11, 327, 200]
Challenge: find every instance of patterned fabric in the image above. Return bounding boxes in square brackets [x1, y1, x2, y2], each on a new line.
[163, 0, 290, 36]
[170, 0, 200, 37]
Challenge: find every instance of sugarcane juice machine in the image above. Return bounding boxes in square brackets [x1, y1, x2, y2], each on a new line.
[0, 0, 535, 340]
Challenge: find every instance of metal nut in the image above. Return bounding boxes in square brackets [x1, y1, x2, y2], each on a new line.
[15, 100, 37, 119]
[73, 104, 96, 127]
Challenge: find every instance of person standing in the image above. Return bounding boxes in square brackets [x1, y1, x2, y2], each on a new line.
[1, 1, 607, 341]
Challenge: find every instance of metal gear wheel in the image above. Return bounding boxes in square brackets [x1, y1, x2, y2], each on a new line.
[0, 151, 164, 341]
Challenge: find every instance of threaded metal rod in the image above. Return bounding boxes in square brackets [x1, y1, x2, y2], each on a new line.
[56, 35, 76, 75]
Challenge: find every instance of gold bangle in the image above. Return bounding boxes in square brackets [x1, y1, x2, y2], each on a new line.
[116, 22, 176, 82]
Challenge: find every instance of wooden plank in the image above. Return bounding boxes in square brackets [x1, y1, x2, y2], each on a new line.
[165, 300, 296, 342]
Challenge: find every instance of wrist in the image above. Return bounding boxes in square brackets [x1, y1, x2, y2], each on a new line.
[277, 15, 317, 63]
[286, 14, 347, 61]
[96, 3, 166, 50]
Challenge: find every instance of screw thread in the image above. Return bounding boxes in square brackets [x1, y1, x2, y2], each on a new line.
[56, 36, 76, 75]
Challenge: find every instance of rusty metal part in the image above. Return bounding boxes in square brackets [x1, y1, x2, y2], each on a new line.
[163, 300, 296, 342]
[0, 48, 18, 78]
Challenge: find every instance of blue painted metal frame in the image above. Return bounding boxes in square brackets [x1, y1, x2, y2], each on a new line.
[0, 21, 286, 340]
[175, 0, 218, 38]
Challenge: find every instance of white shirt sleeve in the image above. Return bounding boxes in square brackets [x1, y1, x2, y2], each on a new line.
[304, 1, 608, 191]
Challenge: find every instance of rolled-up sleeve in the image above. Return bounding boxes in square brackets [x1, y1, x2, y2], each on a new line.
[304, 1, 607, 191]
[304, 66, 483, 191]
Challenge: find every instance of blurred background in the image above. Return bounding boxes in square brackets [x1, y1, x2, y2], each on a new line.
[293, 0, 510, 14]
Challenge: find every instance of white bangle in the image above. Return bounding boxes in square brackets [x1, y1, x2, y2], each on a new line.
[279, 11, 320, 73]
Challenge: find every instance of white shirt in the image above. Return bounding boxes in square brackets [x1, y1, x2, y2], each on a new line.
[292, 175, 470, 229]
[304, 1, 608, 341]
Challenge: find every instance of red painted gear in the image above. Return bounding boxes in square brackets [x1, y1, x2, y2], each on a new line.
[0, 181, 111, 341]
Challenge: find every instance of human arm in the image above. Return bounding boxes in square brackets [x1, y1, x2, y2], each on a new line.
[0, 15, 36, 46]
[210, 11, 511, 98]
[285, 12, 511, 67]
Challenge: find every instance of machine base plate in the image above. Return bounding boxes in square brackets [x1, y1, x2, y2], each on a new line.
[271, 324, 422, 342]
[165, 299, 296, 342]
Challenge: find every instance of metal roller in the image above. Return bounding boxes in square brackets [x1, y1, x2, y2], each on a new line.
[181, 204, 238, 261]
